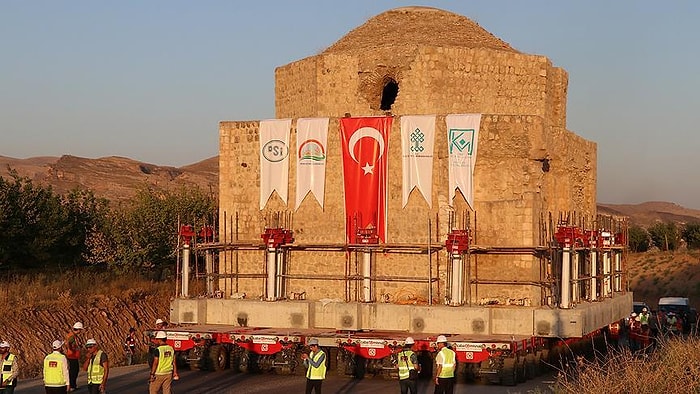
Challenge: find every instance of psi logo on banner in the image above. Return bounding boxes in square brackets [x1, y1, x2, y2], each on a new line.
[260, 119, 292, 210]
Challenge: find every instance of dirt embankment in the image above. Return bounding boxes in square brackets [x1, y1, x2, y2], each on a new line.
[2, 294, 169, 378]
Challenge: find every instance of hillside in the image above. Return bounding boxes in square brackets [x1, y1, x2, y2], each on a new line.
[598, 201, 700, 228]
[0, 155, 218, 202]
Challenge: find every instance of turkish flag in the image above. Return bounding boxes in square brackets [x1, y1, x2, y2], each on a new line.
[340, 116, 392, 244]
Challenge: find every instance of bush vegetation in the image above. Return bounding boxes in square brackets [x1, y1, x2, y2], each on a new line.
[0, 172, 216, 277]
[554, 337, 700, 393]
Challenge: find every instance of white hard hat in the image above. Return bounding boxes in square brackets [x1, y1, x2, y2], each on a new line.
[52, 340, 64, 350]
[86, 339, 97, 346]
[73, 322, 84, 330]
[307, 338, 319, 346]
[436, 335, 448, 343]
[405, 337, 415, 345]
[155, 331, 167, 339]
[0, 341, 9, 348]
[156, 319, 164, 325]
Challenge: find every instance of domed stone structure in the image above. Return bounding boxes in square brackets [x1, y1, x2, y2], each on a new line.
[218, 7, 597, 310]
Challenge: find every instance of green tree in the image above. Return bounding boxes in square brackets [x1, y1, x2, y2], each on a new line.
[647, 222, 680, 251]
[682, 222, 700, 249]
[0, 173, 106, 269]
[628, 225, 650, 252]
[102, 186, 216, 275]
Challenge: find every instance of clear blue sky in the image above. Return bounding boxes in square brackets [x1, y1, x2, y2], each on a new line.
[2, 1, 699, 209]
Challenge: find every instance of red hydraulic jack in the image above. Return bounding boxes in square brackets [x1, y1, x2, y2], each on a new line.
[445, 229, 471, 306]
[261, 228, 294, 301]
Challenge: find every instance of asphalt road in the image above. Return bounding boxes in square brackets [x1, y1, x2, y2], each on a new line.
[18, 364, 557, 394]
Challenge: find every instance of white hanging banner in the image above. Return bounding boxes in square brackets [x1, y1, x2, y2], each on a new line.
[295, 118, 329, 210]
[446, 114, 481, 208]
[259, 119, 291, 210]
[400, 115, 435, 208]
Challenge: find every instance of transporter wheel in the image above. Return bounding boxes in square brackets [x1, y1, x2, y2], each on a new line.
[239, 350, 250, 373]
[525, 353, 536, 380]
[336, 349, 356, 377]
[539, 349, 550, 372]
[187, 347, 203, 371]
[516, 356, 527, 383]
[174, 351, 188, 369]
[533, 351, 543, 376]
[499, 357, 517, 386]
[209, 344, 229, 371]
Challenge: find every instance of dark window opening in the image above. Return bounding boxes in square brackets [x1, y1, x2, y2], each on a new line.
[380, 80, 399, 111]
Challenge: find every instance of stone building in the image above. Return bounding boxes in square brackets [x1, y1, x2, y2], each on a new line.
[218, 7, 597, 310]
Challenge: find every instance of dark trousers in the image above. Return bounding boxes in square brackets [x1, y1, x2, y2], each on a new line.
[87, 383, 102, 394]
[0, 385, 16, 394]
[433, 377, 455, 394]
[45, 387, 68, 394]
[305, 378, 323, 394]
[67, 358, 79, 389]
[399, 378, 418, 394]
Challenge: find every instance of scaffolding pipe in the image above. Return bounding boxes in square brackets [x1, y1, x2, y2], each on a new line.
[205, 251, 214, 295]
[266, 248, 277, 301]
[181, 244, 190, 298]
[449, 253, 464, 306]
[590, 250, 598, 301]
[361, 250, 372, 302]
[275, 250, 286, 299]
[572, 251, 580, 304]
[614, 251, 622, 292]
[602, 251, 611, 298]
[560, 247, 571, 309]
[428, 216, 432, 306]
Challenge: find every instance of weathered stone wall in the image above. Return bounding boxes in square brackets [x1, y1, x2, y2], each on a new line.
[218, 113, 596, 305]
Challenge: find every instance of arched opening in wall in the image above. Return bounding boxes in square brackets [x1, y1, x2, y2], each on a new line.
[380, 78, 399, 111]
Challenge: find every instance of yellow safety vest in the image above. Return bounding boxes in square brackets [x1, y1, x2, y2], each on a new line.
[155, 345, 175, 375]
[306, 350, 326, 380]
[397, 350, 416, 380]
[87, 350, 105, 384]
[436, 347, 456, 378]
[1, 353, 16, 385]
[44, 352, 67, 387]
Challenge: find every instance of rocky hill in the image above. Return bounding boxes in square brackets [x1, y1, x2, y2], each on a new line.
[3, 155, 700, 227]
[0, 155, 218, 202]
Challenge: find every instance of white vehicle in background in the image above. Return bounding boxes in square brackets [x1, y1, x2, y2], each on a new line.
[657, 297, 697, 334]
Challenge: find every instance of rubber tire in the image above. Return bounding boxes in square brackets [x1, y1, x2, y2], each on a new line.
[187, 347, 202, 371]
[525, 354, 536, 380]
[516, 356, 526, 383]
[239, 351, 250, 373]
[209, 344, 229, 371]
[499, 357, 517, 386]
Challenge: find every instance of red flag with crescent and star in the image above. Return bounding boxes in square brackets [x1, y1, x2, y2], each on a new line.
[340, 116, 392, 244]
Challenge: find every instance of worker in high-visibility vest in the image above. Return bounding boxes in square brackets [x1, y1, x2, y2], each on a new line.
[43, 340, 70, 394]
[82, 338, 109, 394]
[433, 335, 456, 394]
[149, 331, 179, 394]
[397, 337, 420, 394]
[0, 341, 18, 394]
[302, 338, 326, 394]
[64, 322, 84, 392]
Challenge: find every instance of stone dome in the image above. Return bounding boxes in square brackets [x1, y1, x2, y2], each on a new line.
[323, 6, 518, 54]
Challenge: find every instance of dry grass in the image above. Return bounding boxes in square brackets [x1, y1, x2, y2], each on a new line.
[0, 269, 171, 311]
[554, 337, 700, 393]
